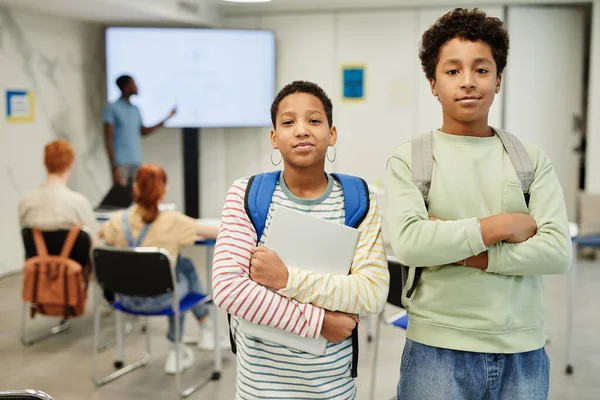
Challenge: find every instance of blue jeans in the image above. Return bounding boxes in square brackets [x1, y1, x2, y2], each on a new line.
[120, 257, 209, 342]
[397, 339, 550, 400]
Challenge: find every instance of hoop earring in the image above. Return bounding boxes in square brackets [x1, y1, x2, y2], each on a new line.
[270, 148, 282, 166]
[327, 145, 337, 163]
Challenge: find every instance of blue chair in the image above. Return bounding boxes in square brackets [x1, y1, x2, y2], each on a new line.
[369, 256, 407, 400]
[576, 234, 600, 248]
[91, 246, 221, 398]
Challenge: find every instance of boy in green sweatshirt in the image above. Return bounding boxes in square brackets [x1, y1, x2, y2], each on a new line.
[385, 8, 572, 400]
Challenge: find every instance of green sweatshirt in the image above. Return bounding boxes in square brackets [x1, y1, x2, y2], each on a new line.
[385, 130, 572, 354]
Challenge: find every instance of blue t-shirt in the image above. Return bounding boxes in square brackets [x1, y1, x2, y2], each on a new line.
[103, 98, 143, 166]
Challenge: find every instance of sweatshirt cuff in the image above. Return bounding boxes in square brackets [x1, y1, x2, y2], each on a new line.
[278, 266, 299, 298]
[465, 217, 488, 256]
[485, 243, 502, 274]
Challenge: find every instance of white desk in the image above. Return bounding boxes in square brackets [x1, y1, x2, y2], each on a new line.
[95, 203, 177, 222]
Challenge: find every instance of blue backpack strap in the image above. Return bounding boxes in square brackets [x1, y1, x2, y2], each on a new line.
[122, 210, 135, 247]
[228, 171, 282, 356]
[244, 170, 281, 243]
[330, 173, 370, 228]
[329, 173, 370, 379]
[121, 209, 151, 247]
[135, 224, 151, 247]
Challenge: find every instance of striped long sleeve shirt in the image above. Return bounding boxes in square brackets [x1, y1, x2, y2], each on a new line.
[212, 173, 389, 399]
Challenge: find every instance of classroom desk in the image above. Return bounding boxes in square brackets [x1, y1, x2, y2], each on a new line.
[94, 203, 177, 222]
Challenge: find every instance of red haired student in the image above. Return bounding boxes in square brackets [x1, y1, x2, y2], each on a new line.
[100, 163, 229, 375]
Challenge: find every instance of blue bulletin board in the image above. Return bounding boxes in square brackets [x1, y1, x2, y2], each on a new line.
[342, 65, 365, 101]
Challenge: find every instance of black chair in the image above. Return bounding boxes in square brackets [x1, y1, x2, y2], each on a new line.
[20, 227, 92, 346]
[21, 227, 92, 270]
[91, 246, 221, 398]
[0, 390, 54, 400]
[369, 256, 408, 400]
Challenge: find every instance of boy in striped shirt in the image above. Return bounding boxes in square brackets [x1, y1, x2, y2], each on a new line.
[212, 81, 389, 399]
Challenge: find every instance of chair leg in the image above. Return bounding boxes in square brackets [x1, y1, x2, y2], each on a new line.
[174, 305, 220, 397]
[369, 313, 383, 400]
[212, 305, 222, 380]
[20, 302, 70, 346]
[207, 245, 222, 380]
[114, 310, 125, 368]
[92, 285, 151, 387]
[97, 317, 133, 353]
[566, 242, 577, 375]
[366, 314, 374, 343]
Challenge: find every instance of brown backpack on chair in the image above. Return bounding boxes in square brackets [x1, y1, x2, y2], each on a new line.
[22, 226, 87, 319]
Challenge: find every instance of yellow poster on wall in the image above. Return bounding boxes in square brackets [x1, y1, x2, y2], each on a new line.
[6, 89, 35, 123]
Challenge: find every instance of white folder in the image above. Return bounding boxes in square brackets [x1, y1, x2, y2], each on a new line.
[239, 206, 360, 355]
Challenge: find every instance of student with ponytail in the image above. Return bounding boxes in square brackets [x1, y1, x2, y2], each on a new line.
[100, 163, 229, 375]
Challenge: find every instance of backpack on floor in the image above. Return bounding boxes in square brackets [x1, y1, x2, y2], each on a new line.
[22, 226, 87, 319]
[400, 128, 534, 307]
[228, 170, 370, 378]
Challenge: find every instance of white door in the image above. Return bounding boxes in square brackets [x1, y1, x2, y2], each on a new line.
[504, 6, 585, 220]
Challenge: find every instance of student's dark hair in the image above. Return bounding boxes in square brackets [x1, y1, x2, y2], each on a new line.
[419, 8, 509, 81]
[270, 81, 333, 128]
[116, 75, 133, 92]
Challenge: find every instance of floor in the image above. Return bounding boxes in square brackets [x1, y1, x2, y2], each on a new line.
[0, 251, 598, 400]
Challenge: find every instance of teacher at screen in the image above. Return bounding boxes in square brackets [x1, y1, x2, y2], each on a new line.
[103, 75, 176, 190]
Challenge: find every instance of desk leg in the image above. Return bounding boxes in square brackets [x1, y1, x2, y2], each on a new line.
[207, 245, 222, 377]
[566, 241, 577, 375]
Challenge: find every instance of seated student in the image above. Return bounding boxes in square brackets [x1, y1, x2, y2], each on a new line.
[100, 163, 229, 375]
[385, 9, 572, 400]
[213, 81, 390, 399]
[19, 139, 99, 240]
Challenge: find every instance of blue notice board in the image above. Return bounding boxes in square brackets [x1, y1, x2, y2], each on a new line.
[6, 89, 35, 122]
[342, 65, 365, 101]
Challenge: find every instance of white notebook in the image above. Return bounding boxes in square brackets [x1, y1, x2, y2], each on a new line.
[239, 206, 360, 356]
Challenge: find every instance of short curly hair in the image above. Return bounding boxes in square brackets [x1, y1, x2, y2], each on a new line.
[44, 139, 74, 174]
[419, 8, 509, 81]
[270, 81, 333, 128]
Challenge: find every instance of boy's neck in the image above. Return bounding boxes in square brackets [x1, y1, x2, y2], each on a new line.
[282, 164, 329, 199]
[440, 117, 494, 137]
[46, 173, 68, 186]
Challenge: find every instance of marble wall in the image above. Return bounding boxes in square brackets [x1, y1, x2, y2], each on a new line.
[0, 7, 109, 276]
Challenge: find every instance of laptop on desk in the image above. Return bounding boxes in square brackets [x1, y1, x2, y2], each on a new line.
[97, 183, 132, 210]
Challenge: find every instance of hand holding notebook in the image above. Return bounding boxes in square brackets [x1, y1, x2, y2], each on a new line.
[249, 245, 289, 290]
[239, 206, 360, 355]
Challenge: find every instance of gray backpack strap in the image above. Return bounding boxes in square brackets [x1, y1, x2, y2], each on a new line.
[494, 129, 534, 200]
[411, 132, 434, 204]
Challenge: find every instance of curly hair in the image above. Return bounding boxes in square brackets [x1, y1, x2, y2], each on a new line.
[44, 139, 75, 174]
[270, 81, 333, 128]
[419, 8, 509, 81]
